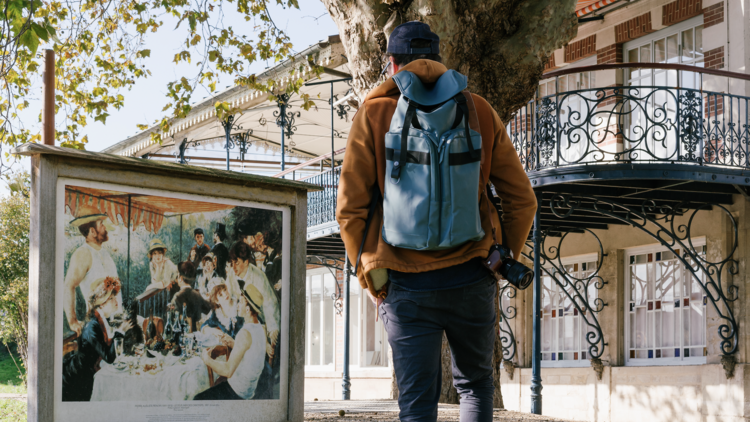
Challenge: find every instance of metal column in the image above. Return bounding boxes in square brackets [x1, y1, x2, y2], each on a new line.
[127, 195, 132, 306]
[278, 99, 287, 172]
[303, 77, 352, 174]
[331, 83, 335, 172]
[530, 190, 543, 414]
[342, 253, 351, 400]
[221, 115, 235, 172]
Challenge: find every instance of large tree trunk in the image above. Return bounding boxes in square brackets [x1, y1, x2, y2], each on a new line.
[320, 0, 578, 120]
[322, 0, 578, 406]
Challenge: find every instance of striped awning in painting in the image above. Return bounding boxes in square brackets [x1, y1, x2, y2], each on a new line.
[65, 186, 234, 233]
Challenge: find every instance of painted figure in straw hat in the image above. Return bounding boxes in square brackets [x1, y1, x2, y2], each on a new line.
[62, 277, 134, 401]
[64, 202, 121, 337]
[195, 284, 267, 400]
[144, 238, 178, 291]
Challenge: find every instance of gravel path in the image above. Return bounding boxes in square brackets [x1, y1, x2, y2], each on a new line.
[304, 400, 578, 422]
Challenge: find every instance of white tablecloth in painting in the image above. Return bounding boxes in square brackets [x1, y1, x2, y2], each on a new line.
[91, 355, 210, 401]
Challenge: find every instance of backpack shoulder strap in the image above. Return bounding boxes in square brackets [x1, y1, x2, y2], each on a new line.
[461, 91, 481, 134]
[485, 184, 510, 247]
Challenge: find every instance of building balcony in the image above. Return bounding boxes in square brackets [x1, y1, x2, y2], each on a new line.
[510, 63, 750, 188]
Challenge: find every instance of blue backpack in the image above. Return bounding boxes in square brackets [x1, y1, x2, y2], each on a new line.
[381, 69, 484, 250]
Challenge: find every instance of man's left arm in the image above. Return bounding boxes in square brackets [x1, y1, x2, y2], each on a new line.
[486, 107, 538, 260]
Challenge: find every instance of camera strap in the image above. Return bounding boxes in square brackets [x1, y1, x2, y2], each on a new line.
[484, 184, 509, 247]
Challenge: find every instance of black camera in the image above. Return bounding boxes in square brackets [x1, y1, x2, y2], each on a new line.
[483, 244, 533, 290]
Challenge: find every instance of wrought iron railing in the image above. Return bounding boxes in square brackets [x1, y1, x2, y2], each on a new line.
[305, 166, 341, 227]
[509, 63, 750, 172]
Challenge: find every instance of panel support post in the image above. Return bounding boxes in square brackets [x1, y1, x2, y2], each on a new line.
[530, 190, 543, 415]
[342, 253, 352, 400]
[43, 49, 55, 146]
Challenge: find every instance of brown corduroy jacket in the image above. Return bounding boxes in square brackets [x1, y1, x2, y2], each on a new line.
[336, 60, 537, 298]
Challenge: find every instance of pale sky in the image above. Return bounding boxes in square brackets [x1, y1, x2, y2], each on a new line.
[7, 1, 339, 189]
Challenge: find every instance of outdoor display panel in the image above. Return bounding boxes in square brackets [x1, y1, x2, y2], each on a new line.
[17, 144, 313, 422]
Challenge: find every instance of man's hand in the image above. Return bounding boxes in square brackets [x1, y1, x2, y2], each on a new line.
[219, 333, 235, 349]
[269, 330, 279, 348]
[365, 289, 378, 306]
[266, 341, 275, 358]
[118, 320, 133, 333]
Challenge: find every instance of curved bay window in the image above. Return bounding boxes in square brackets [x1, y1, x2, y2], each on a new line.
[625, 241, 707, 366]
[541, 254, 598, 367]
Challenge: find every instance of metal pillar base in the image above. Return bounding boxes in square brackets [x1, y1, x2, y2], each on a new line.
[342, 254, 351, 400]
[530, 190, 543, 414]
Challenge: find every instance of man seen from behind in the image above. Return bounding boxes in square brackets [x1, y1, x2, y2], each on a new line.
[336, 21, 537, 422]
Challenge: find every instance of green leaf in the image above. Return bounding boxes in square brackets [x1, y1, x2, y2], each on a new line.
[31, 23, 49, 42]
[18, 29, 40, 57]
[138, 49, 151, 58]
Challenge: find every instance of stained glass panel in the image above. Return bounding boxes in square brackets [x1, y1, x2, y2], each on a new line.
[627, 244, 706, 365]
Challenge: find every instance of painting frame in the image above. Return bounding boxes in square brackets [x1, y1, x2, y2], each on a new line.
[19, 144, 315, 422]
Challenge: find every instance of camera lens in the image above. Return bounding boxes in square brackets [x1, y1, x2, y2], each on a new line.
[501, 259, 534, 290]
[516, 269, 533, 290]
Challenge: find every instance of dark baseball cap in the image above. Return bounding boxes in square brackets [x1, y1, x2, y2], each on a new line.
[386, 21, 440, 55]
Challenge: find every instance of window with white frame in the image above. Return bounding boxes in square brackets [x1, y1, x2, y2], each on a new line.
[541, 254, 598, 367]
[625, 15, 704, 89]
[350, 275, 389, 368]
[305, 269, 336, 367]
[624, 16, 704, 158]
[625, 241, 707, 365]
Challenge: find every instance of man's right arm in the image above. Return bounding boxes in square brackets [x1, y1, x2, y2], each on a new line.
[64, 247, 92, 336]
[336, 104, 378, 270]
[484, 102, 538, 260]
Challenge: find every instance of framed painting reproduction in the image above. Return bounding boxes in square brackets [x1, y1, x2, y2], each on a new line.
[55, 178, 291, 421]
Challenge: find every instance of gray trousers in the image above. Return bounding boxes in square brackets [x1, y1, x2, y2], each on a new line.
[379, 277, 497, 422]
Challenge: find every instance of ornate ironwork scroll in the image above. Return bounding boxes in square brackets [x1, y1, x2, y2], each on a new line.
[306, 255, 346, 315]
[332, 94, 352, 121]
[548, 194, 740, 355]
[273, 93, 300, 139]
[498, 282, 518, 362]
[219, 115, 254, 170]
[509, 86, 750, 172]
[522, 228, 609, 359]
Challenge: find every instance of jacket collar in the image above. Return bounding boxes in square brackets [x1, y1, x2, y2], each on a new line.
[364, 59, 449, 103]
